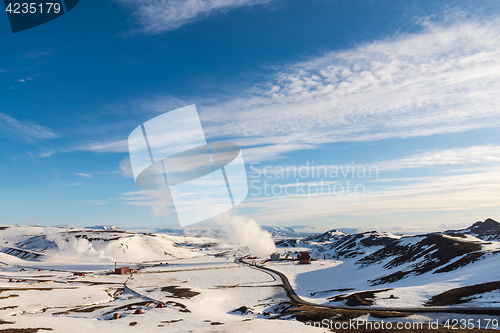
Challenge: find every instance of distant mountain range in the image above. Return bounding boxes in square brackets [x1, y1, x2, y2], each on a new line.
[446, 218, 500, 241]
[84, 225, 122, 231]
[260, 226, 298, 237]
[128, 225, 301, 239]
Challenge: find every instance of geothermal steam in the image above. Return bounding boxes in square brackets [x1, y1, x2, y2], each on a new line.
[221, 213, 276, 257]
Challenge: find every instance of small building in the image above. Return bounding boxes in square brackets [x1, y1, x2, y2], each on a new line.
[297, 251, 311, 264]
[115, 267, 133, 275]
[270, 252, 280, 261]
[73, 272, 85, 277]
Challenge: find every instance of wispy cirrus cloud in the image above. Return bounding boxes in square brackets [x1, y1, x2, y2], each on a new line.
[120, 187, 173, 218]
[40, 138, 128, 157]
[77, 139, 128, 153]
[248, 145, 500, 181]
[242, 171, 500, 225]
[378, 145, 500, 171]
[119, 157, 134, 178]
[40, 14, 500, 169]
[0, 112, 58, 143]
[74, 173, 93, 178]
[78, 200, 106, 206]
[118, 0, 273, 33]
[240, 144, 500, 227]
[194, 16, 500, 161]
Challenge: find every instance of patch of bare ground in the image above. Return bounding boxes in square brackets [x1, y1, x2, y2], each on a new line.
[30, 276, 55, 279]
[310, 288, 355, 296]
[165, 300, 191, 312]
[277, 302, 500, 332]
[0, 295, 18, 300]
[0, 329, 52, 333]
[160, 319, 183, 324]
[434, 252, 486, 273]
[231, 306, 255, 314]
[328, 289, 391, 306]
[0, 320, 15, 325]
[71, 305, 111, 313]
[102, 299, 190, 316]
[280, 302, 409, 322]
[102, 301, 151, 316]
[53, 303, 113, 315]
[319, 326, 500, 332]
[0, 306, 18, 311]
[161, 286, 200, 298]
[443, 233, 467, 238]
[0, 288, 76, 293]
[359, 234, 484, 286]
[426, 281, 500, 306]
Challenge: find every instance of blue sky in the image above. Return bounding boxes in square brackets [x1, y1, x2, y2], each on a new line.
[1, 0, 500, 233]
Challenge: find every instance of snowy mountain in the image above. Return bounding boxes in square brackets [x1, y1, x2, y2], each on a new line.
[266, 218, 500, 310]
[304, 229, 347, 242]
[0, 225, 215, 262]
[278, 229, 400, 258]
[128, 225, 298, 239]
[2, 219, 500, 318]
[260, 226, 298, 238]
[127, 227, 227, 238]
[356, 232, 494, 286]
[315, 231, 401, 259]
[275, 218, 500, 287]
[446, 218, 500, 241]
[84, 225, 122, 231]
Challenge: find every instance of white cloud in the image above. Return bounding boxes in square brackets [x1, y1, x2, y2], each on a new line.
[74, 173, 93, 178]
[242, 171, 500, 224]
[378, 145, 500, 170]
[45, 15, 500, 164]
[0, 112, 58, 142]
[78, 200, 106, 206]
[78, 139, 128, 153]
[120, 186, 173, 218]
[40, 138, 128, 157]
[193, 17, 500, 162]
[438, 222, 470, 230]
[20, 217, 38, 225]
[243, 144, 500, 225]
[119, 157, 134, 178]
[250, 145, 500, 179]
[118, 0, 273, 33]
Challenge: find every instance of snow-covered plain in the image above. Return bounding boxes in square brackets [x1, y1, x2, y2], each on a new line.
[2, 221, 500, 332]
[0, 225, 323, 332]
[266, 254, 500, 308]
[270, 220, 500, 310]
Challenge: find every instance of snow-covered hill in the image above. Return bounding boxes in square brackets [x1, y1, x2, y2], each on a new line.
[128, 225, 299, 239]
[84, 225, 121, 231]
[260, 226, 298, 238]
[0, 225, 215, 263]
[2, 219, 500, 312]
[446, 218, 500, 241]
[270, 218, 500, 309]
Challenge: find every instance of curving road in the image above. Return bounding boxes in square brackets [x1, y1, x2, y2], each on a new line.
[238, 257, 500, 316]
